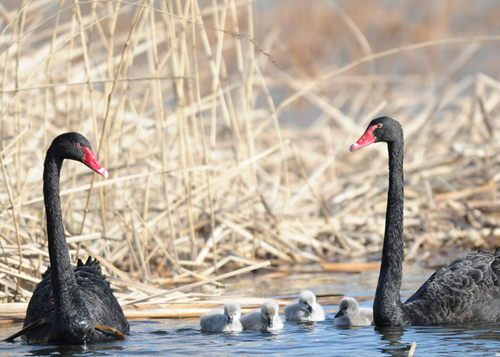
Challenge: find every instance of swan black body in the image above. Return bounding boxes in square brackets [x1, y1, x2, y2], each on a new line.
[22, 133, 129, 344]
[351, 117, 500, 326]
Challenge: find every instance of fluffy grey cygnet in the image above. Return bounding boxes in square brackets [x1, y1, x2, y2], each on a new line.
[200, 301, 243, 333]
[240, 299, 283, 332]
[334, 297, 374, 326]
[284, 290, 325, 322]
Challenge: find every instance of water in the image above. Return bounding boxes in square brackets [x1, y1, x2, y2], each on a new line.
[2, 269, 500, 356]
[2, 317, 500, 356]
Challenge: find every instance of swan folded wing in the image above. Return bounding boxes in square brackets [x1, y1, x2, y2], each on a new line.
[76, 269, 130, 335]
[23, 277, 55, 329]
[25, 259, 108, 329]
[22, 265, 129, 342]
[404, 251, 500, 324]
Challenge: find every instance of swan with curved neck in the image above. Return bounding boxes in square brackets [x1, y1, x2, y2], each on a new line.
[17, 133, 129, 344]
[351, 117, 500, 326]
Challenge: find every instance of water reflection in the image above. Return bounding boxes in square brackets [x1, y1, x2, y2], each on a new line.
[3, 318, 500, 356]
[375, 326, 411, 357]
[375, 324, 500, 357]
[296, 321, 318, 331]
[414, 324, 500, 355]
[3, 267, 500, 357]
[24, 342, 125, 357]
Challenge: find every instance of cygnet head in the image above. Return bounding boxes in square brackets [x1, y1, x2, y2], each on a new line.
[224, 301, 241, 325]
[298, 290, 316, 313]
[260, 300, 279, 328]
[335, 297, 359, 318]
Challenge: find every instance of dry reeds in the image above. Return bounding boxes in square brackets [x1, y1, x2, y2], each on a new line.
[1, 0, 500, 316]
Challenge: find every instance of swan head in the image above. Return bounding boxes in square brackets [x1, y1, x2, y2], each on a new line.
[261, 300, 279, 328]
[350, 116, 402, 152]
[298, 290, 316, 313]
[224, 301, 241, 325]
[49, 132, 108, 178]
[335, 297, 359, 318]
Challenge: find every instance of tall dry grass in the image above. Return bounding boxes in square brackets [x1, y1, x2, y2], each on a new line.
[0, 0, 500, 314]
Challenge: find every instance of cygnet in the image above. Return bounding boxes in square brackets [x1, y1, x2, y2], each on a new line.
[334, 297, 373, 326]
[200, 301, 243, 332]
[284, 290, 325, 322]
[240, 299, 283, 332]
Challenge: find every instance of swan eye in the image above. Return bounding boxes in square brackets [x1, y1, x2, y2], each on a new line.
[75, 143, 81, 148]
[377, 123, 383, 128]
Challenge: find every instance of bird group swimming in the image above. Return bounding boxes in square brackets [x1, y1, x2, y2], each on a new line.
[200, 292, 373, 334]
[6, 116, 500, 344]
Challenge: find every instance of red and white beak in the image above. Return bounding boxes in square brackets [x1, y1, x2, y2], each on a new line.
[350, 125, 377, 152]
[81, 146, 108, 178]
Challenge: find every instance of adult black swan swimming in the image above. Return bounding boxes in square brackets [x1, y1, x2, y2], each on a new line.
[350, 116, 500, 326]
[10, 133, 129, 344]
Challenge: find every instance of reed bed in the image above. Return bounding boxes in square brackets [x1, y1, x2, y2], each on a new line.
[0, 0, 500, 319]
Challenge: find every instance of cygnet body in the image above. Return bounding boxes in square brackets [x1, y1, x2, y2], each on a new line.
[200, 301, 243, 333]
[334, 297, 374, 326]
[284, 290, 325, 322]
[240, 299, 283, 332]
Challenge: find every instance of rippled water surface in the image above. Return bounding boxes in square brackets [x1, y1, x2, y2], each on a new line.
[2, 268, 500, 356]
[2, 318, 500, 356]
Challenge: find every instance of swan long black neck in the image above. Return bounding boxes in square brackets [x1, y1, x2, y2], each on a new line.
[43, 150, 92, 332]
[374, 139, 406, 326]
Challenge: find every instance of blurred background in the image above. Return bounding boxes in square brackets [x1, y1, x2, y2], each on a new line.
[1, 0, 500, 304]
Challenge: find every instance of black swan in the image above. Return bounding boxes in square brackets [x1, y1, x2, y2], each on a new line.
[8, 133, 129, 344]
[350, 116, 500, 326]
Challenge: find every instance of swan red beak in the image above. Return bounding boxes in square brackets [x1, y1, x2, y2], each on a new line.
[350, 125, 377, 152]
[81, 146, 108, 178]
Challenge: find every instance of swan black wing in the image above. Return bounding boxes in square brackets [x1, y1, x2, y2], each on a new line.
[403, 250, 500, 325]
[75, 266, 130, 335]
[23, 258, 129, 343]
[75, 257, 129, 333]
